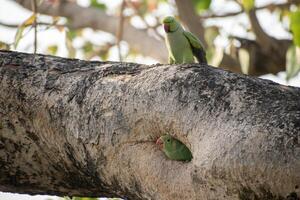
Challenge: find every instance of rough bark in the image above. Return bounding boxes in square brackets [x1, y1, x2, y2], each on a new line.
[0, 50, 300, 200]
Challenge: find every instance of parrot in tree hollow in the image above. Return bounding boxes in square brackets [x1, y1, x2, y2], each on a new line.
[156, 135, 193, 161]
[162, 16, 207, 64]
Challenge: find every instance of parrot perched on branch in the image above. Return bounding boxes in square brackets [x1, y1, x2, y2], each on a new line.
[156, 135, 193, 162]
[162, 16, 207, 64]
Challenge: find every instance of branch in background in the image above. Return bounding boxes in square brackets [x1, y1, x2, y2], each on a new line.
[116, 0, 126, 62]
[246, 6, 290, 60]
[174, 0, 207, 48]
[248, 9, 274, 50]
[231, 35, 290, 75]
[202, 1, 300, 19]
[12, 0, 292, 76]
[0, 21, 65, 28]
[14, 0, 168, 62]
[227, 0, 280, 52]
[219, 53, 242, 73]
[0, 22, 22, 28]
[125, 1, 164, 40]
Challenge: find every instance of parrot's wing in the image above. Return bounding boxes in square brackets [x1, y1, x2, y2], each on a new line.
[183, 31, 207, 64]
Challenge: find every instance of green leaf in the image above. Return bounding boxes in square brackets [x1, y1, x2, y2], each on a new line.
[99, 49, 109, 61]
[82, 41, 93, 54]
[70, 197, 80, 200]
[23, 14, 36, 26]
[0, 41, 10, 50]
[65, 30, 76, 58]
[192, 0, 211, 12]
[47, 45, 58, 55]
[137, 0, 148, 16]
[238, 48, 250, 74]
[290, 10, 300, 47]
[286, 45, 300, 80]
[90, 0, 106, 10]
[66, 29, 77, 40]
[14, 25, 25, 49]
[241, 0, 254, 12]
[14, 14, 37, 49]
[279, 9, 289, 22]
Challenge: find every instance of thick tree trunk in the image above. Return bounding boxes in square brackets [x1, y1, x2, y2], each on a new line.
[0, 50, 299, 200]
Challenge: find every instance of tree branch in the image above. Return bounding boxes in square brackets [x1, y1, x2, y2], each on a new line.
[0, 21, 62, 28]
[201, 1, 300, 19]
[231, 36, 291, 75]
[14, 0, 168, 62]
[10, 0, 293, 76]
[0, 50, 300, 199]
[174, 0, 207, 48]
[248, 9, 274, 50]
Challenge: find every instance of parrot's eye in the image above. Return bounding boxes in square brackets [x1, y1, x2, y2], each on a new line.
[167, 139, 171, 142]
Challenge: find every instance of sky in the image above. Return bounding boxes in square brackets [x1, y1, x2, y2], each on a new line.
[0, 0, 299, 199]
[0, 192, 61, 200]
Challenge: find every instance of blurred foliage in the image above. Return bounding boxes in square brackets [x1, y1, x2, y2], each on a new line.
[65, 29, 77, 58]
[290, 10, 300, 47]
[192, 0, 211, 13]
[47, 45, 58, 55]
[286, 45, 300, 81]
[14, 13, 36, 48]
[286, 9, 300, 80]
[0, 41, 10, 50]
[90, 0, 107, 10]
[239, 0, 254, 12]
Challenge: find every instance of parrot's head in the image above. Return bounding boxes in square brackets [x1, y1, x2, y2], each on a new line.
[162, 16, 180, 33]
[156, 134, 174, 150]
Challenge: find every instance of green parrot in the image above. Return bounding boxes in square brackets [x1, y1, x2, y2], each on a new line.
[156, 135, 193, 162]
[162, 16, 207, 64]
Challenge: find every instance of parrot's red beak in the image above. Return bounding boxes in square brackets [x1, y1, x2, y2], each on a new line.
[163, 24, 170, 33]
[156, 138, 164, 149]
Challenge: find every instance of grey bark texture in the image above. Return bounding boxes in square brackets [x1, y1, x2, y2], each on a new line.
[0, 50, 300, 200]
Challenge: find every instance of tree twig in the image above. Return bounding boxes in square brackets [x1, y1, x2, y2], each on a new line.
[31, 0, 38, 54]
[14, 0, 168, 62]
[116, 0, 126, 62]
[0, 21, 65, 28]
